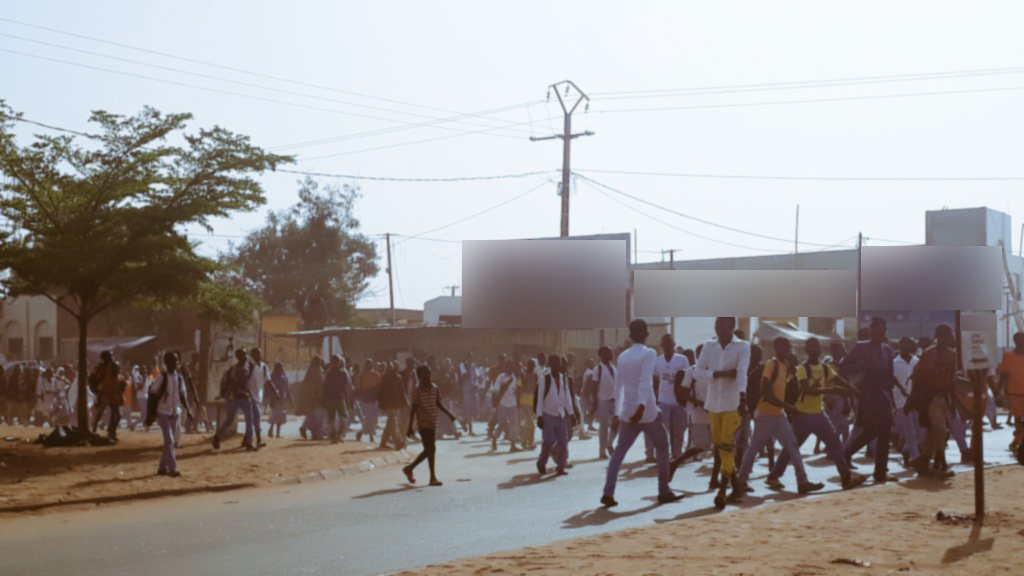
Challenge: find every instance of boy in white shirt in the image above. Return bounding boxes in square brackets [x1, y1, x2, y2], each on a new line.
[149, 352, 193, 477]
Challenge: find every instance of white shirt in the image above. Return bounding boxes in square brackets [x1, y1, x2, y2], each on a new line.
[535, 372, 574, 418]
[248, 362, 269, 403]
[683, 367, 710, 424]
[150, 371, 184, 416]
[697, 338, 751, 413]
[594, 362, 617, 401]
[36, 375, 59, 397]
[892, 354, 918, 410]
[614, 343, 659, 424]
[654, 353, 690, 406]
[496, 373, 517, 407]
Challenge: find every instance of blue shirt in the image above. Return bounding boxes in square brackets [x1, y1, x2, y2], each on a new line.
[322, 366, 350, 403]
[840, 341, 896, 427]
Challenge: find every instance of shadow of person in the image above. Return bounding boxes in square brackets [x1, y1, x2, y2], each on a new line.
[942, 523, 994, 564]
[562, 500, 661, 529]
[497, 472, 559, 490]
[351, 484, 422, 499]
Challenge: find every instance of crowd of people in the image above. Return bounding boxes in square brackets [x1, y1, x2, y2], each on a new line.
[4, 316, 1021, 499]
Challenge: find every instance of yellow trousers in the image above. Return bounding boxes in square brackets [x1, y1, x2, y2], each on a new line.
[710, 410, 741, 475]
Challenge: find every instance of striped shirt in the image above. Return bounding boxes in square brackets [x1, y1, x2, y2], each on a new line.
[412, 384, 441, 430]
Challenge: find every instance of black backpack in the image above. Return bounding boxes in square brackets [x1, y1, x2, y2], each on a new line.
[763, 359, 802, 407]
[145, 373, 169, 427]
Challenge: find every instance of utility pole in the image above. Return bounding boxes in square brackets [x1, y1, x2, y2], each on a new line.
[856, 232, 863, 327]
[795, 204, 800, 254]
[386, 232, 395, 325]
[663, 249, 680, 336]
[531, 80, 593, 237]
[443, 284, 460, 297]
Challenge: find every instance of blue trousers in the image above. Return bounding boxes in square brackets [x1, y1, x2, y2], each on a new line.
[739, 412, 808, 485]
[659, 402, 688, 460]
[604, 413, 672, 498]
[537, 414, 569, 473]
[216, 398, 254, 446]
[772, 412, 850, 480]
[597, 399, 618, 456]
[157, 413, 178, 473]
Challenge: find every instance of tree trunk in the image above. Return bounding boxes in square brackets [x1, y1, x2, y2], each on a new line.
[77, 313, 90, 431]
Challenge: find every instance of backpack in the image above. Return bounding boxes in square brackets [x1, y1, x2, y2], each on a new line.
[763, 359, 801, 407]
[145, 373, 168, 427]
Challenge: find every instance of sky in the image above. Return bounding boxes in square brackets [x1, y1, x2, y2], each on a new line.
[3, 1, 1024, 311]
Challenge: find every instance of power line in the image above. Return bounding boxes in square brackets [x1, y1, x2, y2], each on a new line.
[395, 180, 549, 246]
[578, 178, 779, 253]
[574, 168, 1024, 182]
[591, 65, 1024, 99]
[576, 174, 837, 247]
[276, 168, 557, 182]
[0, 16, 540, 132]
[0, 47, 541, 148]
[595, 84, 1024, 114]
[0, 31, 536, 140]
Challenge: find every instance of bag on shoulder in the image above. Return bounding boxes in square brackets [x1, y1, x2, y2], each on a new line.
[145, 374, 168, 427]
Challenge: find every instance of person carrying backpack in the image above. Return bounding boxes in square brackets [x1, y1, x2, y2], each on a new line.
[147, 352, 193, 477]
[766, 338, 866, 490]
[735, 337, 825, 499]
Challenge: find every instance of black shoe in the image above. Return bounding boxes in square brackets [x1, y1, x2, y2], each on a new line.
[713, 494, 727, 509]
[555, 470, 569, 476]
[299, 427, 308, 439]
[157, 469, 168, 476]
[657, 492, 685, 504]
[798, 481, 825, 494]
[356, 432, 362, 442]
[536, 461, 547, 475]
[600, 495, 618, 508]
[212, 435, 220, 450]
[167, 471, 181, 478]
[243, 443, 258, 452]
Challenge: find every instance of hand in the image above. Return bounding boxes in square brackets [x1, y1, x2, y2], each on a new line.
[629, 405, 645, 424]
[571, 416, 578, 429]
[713, 369, 737, 379]
[406, 428, 416, 439]
[738, 402, 748, 418]
[537, 416, 545, 430]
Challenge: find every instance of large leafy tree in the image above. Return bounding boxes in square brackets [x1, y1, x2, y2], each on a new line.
[233, 176, 378, 329]
[0, 102, 291, 431]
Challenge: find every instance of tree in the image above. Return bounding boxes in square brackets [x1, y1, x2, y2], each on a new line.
[0, 102, 292, 431]
[232, 176, 379, 329]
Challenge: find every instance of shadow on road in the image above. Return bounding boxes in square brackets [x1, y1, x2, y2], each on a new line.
[562, 501, 661, 529]
[351, 484, 423, 499]
[497, 472, 559, 491]
[942, 523, 994, 564]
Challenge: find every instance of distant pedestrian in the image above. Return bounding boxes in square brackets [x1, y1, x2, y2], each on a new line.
[519, 358, 538, 450]
[354, 359, 380, 443]
[907, 324, 958, 478]
[323, 355, 350, 443]
[379, 362, 409, 450]
[996, 331, 1024, 455]
[90, 351, 124, 441]
[248, 347, 273, 448]
[458, 352, 479, 436]
[267, 362, 291, 438]
[148, 351, 192, 477]
[535, 353, 573, 477]
[297, 355, 325, 440]
[654, 334, 690, 461]
[492, 360, 520, 452]
[402, 364, 456, 487]
[594, 346, 618, 459]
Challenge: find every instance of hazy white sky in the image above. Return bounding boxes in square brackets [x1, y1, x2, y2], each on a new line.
[4, 1, 1024, 310]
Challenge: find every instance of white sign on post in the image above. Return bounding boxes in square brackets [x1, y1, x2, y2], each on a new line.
[961, 310, 997, 371]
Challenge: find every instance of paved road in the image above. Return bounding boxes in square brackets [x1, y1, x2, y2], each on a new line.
[2, 423, 1016, 576]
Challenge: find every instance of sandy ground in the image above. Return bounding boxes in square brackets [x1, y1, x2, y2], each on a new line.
[0, 422, 399, 516]
[401, 466, 1024, 576]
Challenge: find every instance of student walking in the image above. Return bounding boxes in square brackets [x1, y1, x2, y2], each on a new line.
[379, 362, 409, 450]
[594, 346, 618, 459]
[536, 353, 574, 477]
[402, 364, 456, 487]
[892, 337, 921, 465]
[519, 358, 538, 450]
[148, 352, 192, 477]
[767, 338, 866, 490]
[654, 334, 690, 461]
[322, 355, 350, 443]
[602, 319, 684, 507]
[354, 359, 380, 443]
[492, 360, 520, 451]
[248, 348, 273, 448]
[212, 349, 256, 451]
[907, 325, 958, 478]
[840, 317, 900, 484]
[266, 362, 291, 438]
[996, 331, 1024, 455]
[297, 356, 325, 440]
[458, 353, 480, 436]
[696, 317, 752, 509]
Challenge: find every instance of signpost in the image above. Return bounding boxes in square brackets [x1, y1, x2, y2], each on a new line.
[957, 309, 997, 523]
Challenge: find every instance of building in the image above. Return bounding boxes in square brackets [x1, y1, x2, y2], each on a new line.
[424, 296, 462, 326]
[0, 295, 58, 363]
[632, 206, 1024, 355]
[353, 307, 424, 326]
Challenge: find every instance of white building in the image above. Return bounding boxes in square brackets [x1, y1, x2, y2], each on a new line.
[424, 296, 462, 326]
[1, 295, 59, 363]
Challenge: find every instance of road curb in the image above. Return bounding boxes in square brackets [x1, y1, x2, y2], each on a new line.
[270, 449, 413, 486]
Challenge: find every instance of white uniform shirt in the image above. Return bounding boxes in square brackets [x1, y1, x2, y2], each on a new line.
[248, 362, 269, 403]
[595, 362, 617, 401]
[697, 338, 751, 413]
[496, 373, 517, 407]
[654, 353, 690, 406]
[150, 371, 184, 416]
[614, 343, 659, 424]
[535, 372, 574, 418]
[892, 354, 919, 410]
[685, 367, 710, 424]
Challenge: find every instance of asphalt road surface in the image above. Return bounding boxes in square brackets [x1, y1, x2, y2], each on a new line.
[2, 422, 1016, 576]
